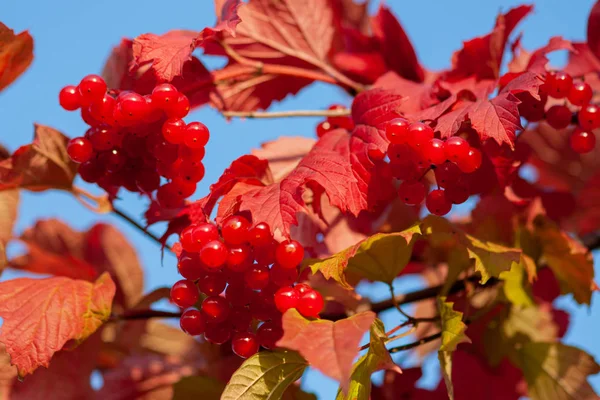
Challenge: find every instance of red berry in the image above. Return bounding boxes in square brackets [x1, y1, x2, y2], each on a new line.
[204, 323, 231, 344]
[192, 223, 220, 247]
[426, 189, 452, 216]
[326, 104, 353, 129]
[151, 83, 179, 110]
[162, 118, 186, 144]
[232, 332, 259, 359]
[78, 74, 107, 105]
[99, 149, 126, 173]
[245, 264, 270, 290]
[408, 122, 434, 148]
[180, 145, 206, 162]
[568, 81, 593, 106]
[143, 95, 163, 123]
[248, 222, 273, 247]
[156, 183, 184, 209]
[578, 104, 600, 130]
[569, 129, 596, 154]
[171, 177, 196, 198]
[456, 148, 482, 174]
[180, 308, 206, 336]
[117, 92, 149, 123]
[227, 307, 253, 332]
[221, 215, 251, 245]
[274, 286, 299, 313]
[254, 240, 277, 265]
[59, 85, 82, 111]
[199, 240, 228, 269]
[201, 296, 230, 323]
[89, 94, 116, 125]
[78, 159, 104, 183]
[227, 244, 252, 272]
[445, 180, 470, 204]
[180, 226, 199, 253]
[177, 254, 204, 280]
[179, 160, 205, 183]
[165, 93, 190, 119]
[422, 138, 446, 165]
[67, 137, 93, 163]
[226, 282, 253, 307]
[135, 169, 161, 193]
[546, 105, 572, 129]
[397, 181, 426, 206]
[297, 289, 324, 318]
[316, 121, 334, 137]
[170, 279, 199, 308]
[153, 140, 179, 164]
[257, 321, 283, 349]
[444, 136, 470, 162]
[198, 273, 227, 296]
[88, 127, 120, 151]
[270, 264, 299, 287]
[294, 283, 312, 296]
[184, 122, 210, 148]
[545, 71, 573, 99]
[385, 118, 410, 144]
[275, 240, 304, 269]
[434, 162, 462, 188]
[517, 91, 548, 122]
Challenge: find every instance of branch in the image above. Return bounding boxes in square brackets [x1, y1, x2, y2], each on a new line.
[221, 108, 350, 119]
[388, 332, 442, 353]
[110, 309, 181, 321]
[112, 205, 173, 252]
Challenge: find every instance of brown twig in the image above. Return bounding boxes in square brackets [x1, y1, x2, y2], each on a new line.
[109, 309, 181, 321]
[111, 205, 173, 252]
[221, 108, 350, 119]
[388, 332, 442, 353]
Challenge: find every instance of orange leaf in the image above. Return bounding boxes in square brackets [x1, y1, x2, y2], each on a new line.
[0, 273, 116, 377]
[0, 22, 33, 92]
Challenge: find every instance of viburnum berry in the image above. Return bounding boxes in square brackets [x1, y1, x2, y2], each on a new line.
[397, 181, 426, 206]
[426, 189, 452, 216]
[316, 121, 334, 137]
[297, 289, 324, 318]
[201, 296, 231, 323]
[199, 240, 228, 269]
[385, 118, 410, 144]
[226, 282, 254, 307]
[443, 136, 470, 163]
[578, 104, 600, 130]
[204, 324, 231, 344]
[254, 240, 277, 265]
[257, 321, 283, 349]
[232, 332, 259, 359]
[569, 129, 596, 154]
[546, 105, 572, 130]
[88, 127, 120, 151]
[568, 81, 593, 106]
[275, 240, 304, 269]
[180, 308, 206, 336]
[456, 148, 482, 174]
[192, 223, 220, 248]
[170, 279, 200, 308]
[179, 160, 206, 183]
[517, 92, 547, 122]
[180, 145, 205, 162]
[198, 273, 227, 296]
[221, 215, 251, 245]
[89, 94, 116, 125]
[227, 307, 253, 332]
[67, 137, 93, 163]
[151, 83, 179, 110]
[78, 74, 107, 105]
[422, 138, 447, 165]
[165, 93, 190, 119]
[408, 122, 434, 148]
[445, 180, 470, 204]
[156, 183, 184, 209]
[184, 122, 210, 148]
[248, 222, 273, 247]
[59, 85, 82, 111]
[226, 244, 252, 272]
[545, 71, 573, 99]
[270, 264, 299, 287]
[434, 162, 462, 188]
[171, 177, 196, 198]
[162, 118, 186, 144]
[177, 254, 204, 280]
[78, 159, 104, 183]
[326, 104, 353, 130]
[274, 286, 299, 313]
[245, 264, 270, 290]
[294, 283, 312, 296]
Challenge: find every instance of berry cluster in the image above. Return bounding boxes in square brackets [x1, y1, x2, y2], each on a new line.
[518, 71, 597, 154]
[316, 104, 355, 137]
[59, 75, 209, 207]
[169, 215, 324, 359]
[384, 118, 482, 216]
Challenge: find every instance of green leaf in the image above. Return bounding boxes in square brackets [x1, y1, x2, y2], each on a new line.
[308, 223, 421, 288]
[512, 342, 600, 400]
[438, 351, 454, 400]
[437, 297, 470, 352]
[499, 255, 536, 307]
[221, 350, 308, 400]
[336, 319, 401, 400]
[173, 376, 225, 400]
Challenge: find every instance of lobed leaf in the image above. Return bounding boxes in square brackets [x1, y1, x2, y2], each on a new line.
[0, 22, 33, 92]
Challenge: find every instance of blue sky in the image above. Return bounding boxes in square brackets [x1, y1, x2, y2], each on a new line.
[1, 0, 599, 398]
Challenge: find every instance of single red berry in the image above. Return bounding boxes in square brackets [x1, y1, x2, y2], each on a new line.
[221, 215, 251, 245]
[568, 81, 593, 106]
[177, 254, 204, 280]
[226, 282, 254, 307]
[297, 289, 324, 318]
[170, 279, 200, 308]
[151, 83, 179, 110]
[426, 189, 452, 216]
[198, 273, 227, 296]
[248, 222, 273, 247]
[232, 332, 259, 359]
[517, 91, 548, 122]
[204, 323, 231, 344]
[78, 159, 104, 183]
[184, 122, 210, 148]
[156, 183, 184, 209]
[117, 92, 149, 123]
[88, 127, 121, 151]
[569, 129, 596, 154]
[81, 106, 100, 126]
[545, 71, 573, 99]
[171, 177, 196, 198]
[444, 136, 470, 162]
[245, 264, 270, 290]
[578, 104, 600, 130]
[89, 94, 117, 125]
[445, 180, 470, 204]
[316, 121, 334, 137]
[180, 145, 206, 162]
[274, 286, 300, 313]
[179, 160, 205, 183]
[294, 283, 312, 296]
[546, 105, 572, 129]
[226, 244, 252, 272]
[254, 240, 277, 265]
[434, 162, 462, 188]
[59, 85, 82, 111]
[326, 104, 351, 128]
[199, 240, 228, 269]
[397, 181, 426, 206]
[99, 149, 126, 173]
[385, 118, 410, 144]
[456, 148, 482, 174]
[67, 137, 93, 163]
[270, 264, 298, 287]
[78, 74, 107, 105]
[180, 308, 205, 336]
[191, 223, 220, 247]
[165, 93, 190, 119]
[162, 118, 186, 144]
[408, 122, 434, 148]
[157, 159, 181, 180]
[143, 94, 163, 123]
[422, 138, 446, 165]
[180, 225, 199, 253]
[275, 240, 304, 269]
[135, 168, 161, 193]
[201, 296, 230, 323]
[227, 307, 253, 332]
[257, 321, 283, 349]
[153, 140, 179, 164]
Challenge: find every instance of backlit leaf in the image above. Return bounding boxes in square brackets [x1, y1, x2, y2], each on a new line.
[173, 376, 225, 400]
[0, 189, 18, 269]
[437, 297, 470, 353]
[0, 22, 33, 92]
[438, 351, 454, 400]
[499, 255, 536, 307]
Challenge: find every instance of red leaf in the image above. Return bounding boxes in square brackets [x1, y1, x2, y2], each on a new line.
[213, 0, 243, 36]
[332, 52, 388, 84]
[251, 136, 316, 182]
[276, 309, 375, 388]
[587, 0, 600, 61]
[0, 124, 78, 192]
[0, 22, 34, 92]
[565, 42, 600, 77]
[371, 5, 424, 82]
[0, 273, 115, 377]
[509, 36, 575, 75]
[373, 72, 435, 114]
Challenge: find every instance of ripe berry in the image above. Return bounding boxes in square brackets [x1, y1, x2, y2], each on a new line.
[254, 240, 277, 265]
[199, 240, 228, 269]
[180, 226, 200, 252]
[248, 222, 273, 247]
[545, 71, 573, 99]
[184, 122, 210, 148]
[386, 118, 410, 144]
[274, 286, 299, 313]
[270, 264, 298, 287]
[100, 149, 126, 173]
[135, 169, 161, 193]
[170, 279, 199, 308]
[444, 136, 470, 162]
[426, 189, 452, 216]
[162, 118, 186, 144]
[422, 138, 446, 165]
[117, 92, 149, 123]
[257, 321, 283, 349]
[456, 148, 482, 174]
[297, 289, 324, 318]
[408, 122, 434, 148]
[192, 223, 220, 248]
[578, 104, 600, 131]
[204, 324, 231, 344]
[434, 162, 462, 188]
[79, 159, 104, 183]
[232, 332, 259, 359]
[327, 104, 353, 129]
[245, 264, 270, 290]
[180, 145, 206, 162]
[198, 273, 227, 296]
[179, 160, 205, 183]
[569, 129, 596, 154]
[445, 180, 470, 204]
[156, 183, 184, 209]
[275, 240, 304, 269]
[151, 83, 179, 110]
[546, 105, 572, 129]
[201, 296, 231, 323]
[89, 94, 117, 125]
[226, 244, 252, 272]
[59, 85, 82, 111]
[88, 127, 120, 151]
[294, 283, 312, 296]
[316, 121, 334, 137]
[180, 308, 206, 336]
[568, 81, 593, 106]
[226, 282, 253, 307]
[67, 137, 93, 163]
[171, 177, 196, 198]
[78, 74, 107, 105]
[228, 307, 253, 332]
[165, 93, 190, 119]
[397, 181, 426, 206]
[221, 215, 251, 245]
[517, 92, 547, 122]
[177, 254, 204, 280]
